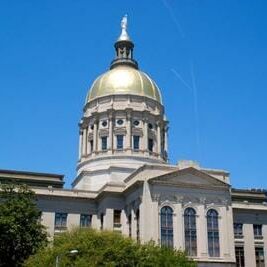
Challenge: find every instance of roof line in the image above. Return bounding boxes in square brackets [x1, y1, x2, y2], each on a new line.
[0, 169, 64, 179]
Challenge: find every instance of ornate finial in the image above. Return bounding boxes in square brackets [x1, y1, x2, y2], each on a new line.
[117, 15, 131, 42]
[110, 15, 138, 69]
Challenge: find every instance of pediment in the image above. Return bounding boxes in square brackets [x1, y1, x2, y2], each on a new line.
[148, 167, 229, 189]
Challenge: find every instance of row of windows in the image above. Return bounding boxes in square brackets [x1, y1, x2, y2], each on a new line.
[90, 120, 155, 130]
[160, 207, 220, 257]
[235, 246, 265, 267]
[234, 223, 263, 239]
[55, 213, 92, 229]
[96, 135, 154, 152]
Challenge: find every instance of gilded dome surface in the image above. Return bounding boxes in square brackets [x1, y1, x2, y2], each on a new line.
[86, 66, 162, 103]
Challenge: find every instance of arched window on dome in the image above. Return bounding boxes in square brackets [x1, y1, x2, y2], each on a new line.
[184, 207, 197, 256]
[160, 206, 173, 248]
[207, 209, 220, 257]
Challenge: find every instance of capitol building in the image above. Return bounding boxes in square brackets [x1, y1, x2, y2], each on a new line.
[1, 17, 267, 267]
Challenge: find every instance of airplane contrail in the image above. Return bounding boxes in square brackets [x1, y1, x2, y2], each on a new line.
[162, 0, 185, 38]
[171, 66, 201, 160]
[171, 68, 192, 92]
[190, 63, 201, 160]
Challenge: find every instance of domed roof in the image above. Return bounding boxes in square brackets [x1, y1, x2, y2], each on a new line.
[86, 65, 162, 103]
[86, 16, 162, 104]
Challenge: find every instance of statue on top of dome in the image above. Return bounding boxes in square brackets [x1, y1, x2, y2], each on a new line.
[117, 15, 131, 42]
[121, 15, 128, 30]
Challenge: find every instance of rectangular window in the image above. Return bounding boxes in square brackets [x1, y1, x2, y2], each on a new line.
[255, 247, 265, 267]
[113, 210, 121, 228]
[148, 138, 154, 152]
[117, 135, 124, 150]
[235, 246, 245, 267]
[133, 135, 140, 150]
[80, 214, 91, 228]
[90, 140, 93, 153]
[234, 223, 243, 238]
[101, 136, 107, 150]
[254, 224, 263, 239]
[55, 213, 67, 229]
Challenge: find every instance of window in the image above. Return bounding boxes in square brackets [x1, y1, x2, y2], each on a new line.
[133, 120, 140, 126]
[235, 246, 245, 267]
[148, 138, 154, 152]
[102, 120, 107, 127]
[128, 214, 132, 237]
[148, 123, 153, 129]
[207, 209, 220, 257]
[113, 210, 121, 228]
[234, 223, 243, 238]
[255, 247, 265, 267]
[55, 213, 67, 229]
[101, 136, 107, 150]
[184, 208, 197, 256]
[80, 214, 91, 228]
[136, 209, 140, 242]
[117, 119, 124, 125]
[133, 135, 140, 150]
[254, 224, 263, 239]
[90, 140, 93, 153]
[160, 206, 173, 248]
[117, 135, 124, 149]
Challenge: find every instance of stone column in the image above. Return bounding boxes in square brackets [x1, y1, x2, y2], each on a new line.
[91, 214, 100, 230]
[131, 209, 137, 240]
[143, 119, 148, 154]
[164, 126, 168, 153]
[121, 209, 128, 235]
[108, 113, 113, 153]
[82, 128, 87, 156]
[157, 122, 161, 156]
[78, 130, 83, 160]
[86, 125, 90, 155]
[93, 120, 98, 153]
[104, 209, 113, 230]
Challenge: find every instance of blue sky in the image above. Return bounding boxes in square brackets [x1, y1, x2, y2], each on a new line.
[0, 1, 267, 189]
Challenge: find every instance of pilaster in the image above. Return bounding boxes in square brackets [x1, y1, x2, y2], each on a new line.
[243, 224, 256, 267]
[197, 205, 208, 258]
[126, 109, 132, 151]
[108, 112, 113, 153]
[174, 203, 183, 249]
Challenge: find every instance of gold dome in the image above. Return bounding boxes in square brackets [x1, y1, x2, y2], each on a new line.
[86, 65, 162, 103]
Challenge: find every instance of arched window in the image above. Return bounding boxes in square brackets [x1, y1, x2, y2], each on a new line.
[184, 208, 197, 256]
[160, 206, 173, 248]
[207, 209, 220, 257]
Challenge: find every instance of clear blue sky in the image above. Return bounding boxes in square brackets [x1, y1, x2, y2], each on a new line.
[0, 1, 267, 189]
